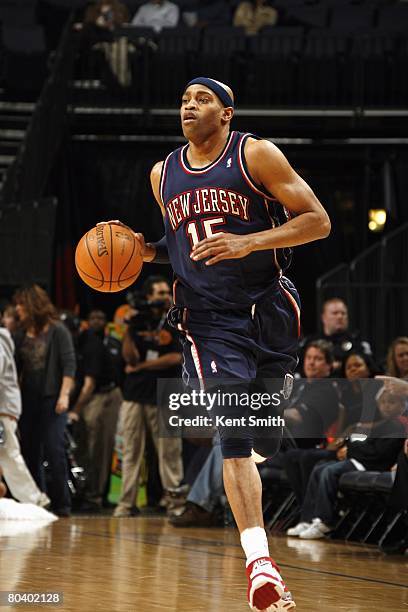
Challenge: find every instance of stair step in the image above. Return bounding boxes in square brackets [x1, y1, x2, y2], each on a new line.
[0, 101, 35, 113]
[0, 142, 20, 156]
[0, 128, 25, 140]
[0, 154, 15, 166]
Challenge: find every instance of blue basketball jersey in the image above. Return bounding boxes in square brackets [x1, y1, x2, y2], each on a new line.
[160, 131, 292, 311]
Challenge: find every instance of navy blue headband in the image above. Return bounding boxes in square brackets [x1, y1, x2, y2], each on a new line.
[186, 77, 234, 108]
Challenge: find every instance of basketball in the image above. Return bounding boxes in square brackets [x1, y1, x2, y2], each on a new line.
[75, 223, 143, 292]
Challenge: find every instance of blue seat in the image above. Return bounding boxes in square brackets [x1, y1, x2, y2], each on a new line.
[300, 29, 351, 106]
[201, 26, 247, 56]
[351, 31, 398, 107]
[378, 4, 408, 33]
[249, 27, 304, 57]
[246, 27, 303, 107]
[373, 472, 395, 494]
[157, 26, 200, 55]
[330, 5, 374, 33]
[149, 27, 201, 106]
[339, 471, 381, 493]
[286, 5, 329, 29]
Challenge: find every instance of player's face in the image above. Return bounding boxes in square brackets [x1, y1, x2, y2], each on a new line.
[304, 347, 331, 379]
[180, 85, 226, 140]
[322, 301, 348, 335]
[394, 342, 408, 377]
[345, 354, 369, 380]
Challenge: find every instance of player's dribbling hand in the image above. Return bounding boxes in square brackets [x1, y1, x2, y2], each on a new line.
[191, 233, 252, 265]
[96, 220, 150, 261]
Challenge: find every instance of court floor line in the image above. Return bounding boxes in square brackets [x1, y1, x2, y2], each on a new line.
[79, 528, 408, 591]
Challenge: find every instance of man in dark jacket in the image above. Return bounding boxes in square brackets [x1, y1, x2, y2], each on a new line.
[300, 298, 372, 374]
[290, 390, 405, 539]
[69, 310, 122, 511]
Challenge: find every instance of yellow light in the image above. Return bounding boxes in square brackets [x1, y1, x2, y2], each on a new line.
[368, 209, 387, 232]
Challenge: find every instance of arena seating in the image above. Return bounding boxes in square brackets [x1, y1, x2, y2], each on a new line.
[334, 470, 399, 545]
[1, 0, 407, 107]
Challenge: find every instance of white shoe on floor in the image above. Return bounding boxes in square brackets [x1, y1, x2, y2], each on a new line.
[286, 522, 310, 537]
[299, 518, 331, 540]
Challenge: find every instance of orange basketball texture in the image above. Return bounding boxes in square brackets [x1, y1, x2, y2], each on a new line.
[75, 224, 143, 292]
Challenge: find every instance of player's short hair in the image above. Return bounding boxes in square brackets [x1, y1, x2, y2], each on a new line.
[305, 339, 334, 365]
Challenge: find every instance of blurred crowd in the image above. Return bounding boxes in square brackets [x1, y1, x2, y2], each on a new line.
[75, 0, 279, 34]
[0, 281, 407, 552]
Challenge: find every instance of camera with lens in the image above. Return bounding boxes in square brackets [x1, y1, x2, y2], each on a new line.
[125, 290, 167, 331]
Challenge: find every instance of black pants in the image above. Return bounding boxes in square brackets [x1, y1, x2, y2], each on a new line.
[19, 393, 71, 510]
[389, 449, 408, 511]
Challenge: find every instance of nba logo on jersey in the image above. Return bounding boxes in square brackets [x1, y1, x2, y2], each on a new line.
[226, 157, 232, 168]
[211, 360, 218, 373]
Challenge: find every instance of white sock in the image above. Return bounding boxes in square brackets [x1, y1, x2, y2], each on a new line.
[240, 527, 270, 567]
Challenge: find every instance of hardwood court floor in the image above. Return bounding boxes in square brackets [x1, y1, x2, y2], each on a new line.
[1, 515, 407, 611]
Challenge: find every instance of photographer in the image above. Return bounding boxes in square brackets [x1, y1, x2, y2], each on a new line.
[114, 276, 183, 518]
[69, 309, 122, 512]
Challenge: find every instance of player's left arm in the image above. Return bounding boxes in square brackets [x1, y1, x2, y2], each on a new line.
[192, 139, 331, 265]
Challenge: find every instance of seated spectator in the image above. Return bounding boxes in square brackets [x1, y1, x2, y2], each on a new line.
[132, 0, 179, 33]
[300, 298, 372, 374]
[69, 309, 122, 512]
[376, 373, 408, 398]
[0, 325, 50, 508]
[386, 336, 408, 380]
[288, 390, 406, 540]
[83, 0, 129, 30]
[233, 0, 278, 35]
[13, 285, 76, 517]
[284, 340, 340, 445]
[339, 351, 380, 427]
[283, 350, 380, 522]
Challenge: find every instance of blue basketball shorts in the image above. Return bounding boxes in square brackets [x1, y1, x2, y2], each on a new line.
[170, 276, 301, 459]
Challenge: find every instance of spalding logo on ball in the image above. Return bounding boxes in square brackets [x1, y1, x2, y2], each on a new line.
[75, 223, 143, 292]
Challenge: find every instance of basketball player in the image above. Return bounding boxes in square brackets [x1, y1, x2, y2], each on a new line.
[103, 77, 330, 611]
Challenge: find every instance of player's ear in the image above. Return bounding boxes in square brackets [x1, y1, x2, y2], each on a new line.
[222, 107, 234, 122]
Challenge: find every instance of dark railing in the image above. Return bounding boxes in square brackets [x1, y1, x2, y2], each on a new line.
[70, 26, 408, 111]
[316, 222, 408, 359]
[1, 14, 76, 205]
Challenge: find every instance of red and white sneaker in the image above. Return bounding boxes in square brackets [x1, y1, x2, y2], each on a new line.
[246, 556, 296, 611]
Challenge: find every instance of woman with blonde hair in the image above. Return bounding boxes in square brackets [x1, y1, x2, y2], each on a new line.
[386, 337, 408, 379]
[13, 285, 76, 516]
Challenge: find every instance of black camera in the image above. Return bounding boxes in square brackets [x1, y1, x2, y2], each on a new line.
[125, 290, 167, 331]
